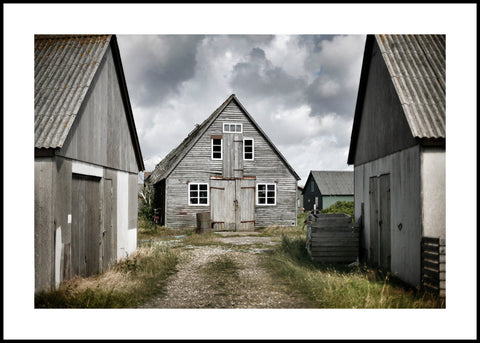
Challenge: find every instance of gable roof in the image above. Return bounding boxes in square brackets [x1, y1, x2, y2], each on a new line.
[34, 34, 145, 170]
[309, 170, 354, 196]
[348, 34, 445, 165]
[146, 94, 300, 184]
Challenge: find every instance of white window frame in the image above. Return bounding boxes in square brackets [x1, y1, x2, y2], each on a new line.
[188, 182, 209, 206]
[223, 122, 243, 133]
[243, 138, 254, 161]
[256, 183, 277, 206]
[211, 138, 223, 160]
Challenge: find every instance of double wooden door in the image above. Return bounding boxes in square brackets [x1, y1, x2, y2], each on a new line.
[210, 178, 255, 231]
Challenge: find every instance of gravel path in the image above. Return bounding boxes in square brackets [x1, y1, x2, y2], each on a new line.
[139, 232, 313, 309]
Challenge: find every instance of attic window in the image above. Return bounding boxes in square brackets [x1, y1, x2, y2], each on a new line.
[223, 123, 242, 133]
[211, 138, 223, 160]
[244, 138, 254, 160]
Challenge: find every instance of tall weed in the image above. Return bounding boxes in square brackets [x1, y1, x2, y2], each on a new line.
[265, 235, 445, 308]
[35, 246, 178, 308]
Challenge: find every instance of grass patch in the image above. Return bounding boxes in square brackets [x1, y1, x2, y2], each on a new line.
[35, 246, 179, 308]
[203, 256, 241, 281]
[256, 213, 308, 238]
[264, 235, 445, 309]
[201, 255, 246, 305]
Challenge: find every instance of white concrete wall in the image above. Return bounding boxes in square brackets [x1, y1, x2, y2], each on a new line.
[421, 147, 446, 239]
[116, 170, 130, 260]
[354, 145, 422, 287]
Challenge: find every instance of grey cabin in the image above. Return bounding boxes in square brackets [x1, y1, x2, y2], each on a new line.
[34, 35, 145, 294]
[302, 170, 354, 212]
[145, 94, 300, 230]
[347, 35, 445, 295]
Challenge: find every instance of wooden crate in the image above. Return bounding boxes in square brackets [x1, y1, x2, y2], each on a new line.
[306, 213, 359, 263]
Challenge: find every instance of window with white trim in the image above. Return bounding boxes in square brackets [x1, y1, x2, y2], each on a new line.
[257, 183, 276, 205]
[244, 138, 254, 160]
[211, 138, 222, 160]
[223, 123, 243, 133]
[189, 183, 209, 205]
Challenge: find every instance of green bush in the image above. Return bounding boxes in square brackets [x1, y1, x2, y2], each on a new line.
[320, 201, 354, 218]
[139, 203, 153, 221]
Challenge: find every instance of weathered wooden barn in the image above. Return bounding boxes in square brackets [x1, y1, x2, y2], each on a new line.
[145, 94, 300, 230]
[302, 171, 354, 212]
[34, 35, 145, 293]
[347, 35, 445, 295]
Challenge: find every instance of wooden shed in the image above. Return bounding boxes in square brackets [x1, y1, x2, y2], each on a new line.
[145, 94, 300, 230]
[34, 35, 145, 294]
[302, 171, 354, 212]
[347, 35, 445, 295]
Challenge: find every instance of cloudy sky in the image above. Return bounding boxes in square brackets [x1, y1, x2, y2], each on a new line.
[117, 34, 366, 185]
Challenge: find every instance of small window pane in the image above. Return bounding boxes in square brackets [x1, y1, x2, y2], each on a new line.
[199, 184, 207, 191]
[267, 184, 275, 191]
[190, 198, 198, 204]
[199, 198, 208, 204]
[190, 184, 198, 191]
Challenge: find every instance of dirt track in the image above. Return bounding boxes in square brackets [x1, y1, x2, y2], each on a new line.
[139, 232, 314, 309]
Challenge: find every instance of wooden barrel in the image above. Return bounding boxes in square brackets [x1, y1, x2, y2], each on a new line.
[196, 212, 211, 232]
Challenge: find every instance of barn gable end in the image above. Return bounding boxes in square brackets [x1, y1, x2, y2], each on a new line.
[148, 95, 300, 230]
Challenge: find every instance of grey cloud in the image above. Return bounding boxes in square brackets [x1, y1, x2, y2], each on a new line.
[230, 47, 306, 103]
[306, 76, 359, 118]
[118, 35, 204, 108]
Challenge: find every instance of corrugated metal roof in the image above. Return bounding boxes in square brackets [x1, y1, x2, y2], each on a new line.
[376, 34, 445, 139]
[145, 94, 300, 184]
[311, 171, 354, 195]
[35, 35, 111, 149]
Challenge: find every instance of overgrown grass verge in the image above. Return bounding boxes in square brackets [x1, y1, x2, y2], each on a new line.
[35, 246, 179, 308]
[264, 235, 445, 308]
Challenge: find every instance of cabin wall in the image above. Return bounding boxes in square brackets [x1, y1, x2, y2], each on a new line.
[165, 101, 298, 228]
[34, 156, 138, 294]
[58, 46, 139, 174]
[354, 145, 422, 287]
[421, 147, 445, 239]
[303, 176, 322, 211]
[322, 195, 354, 210]
[35, 157, 55, 293]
